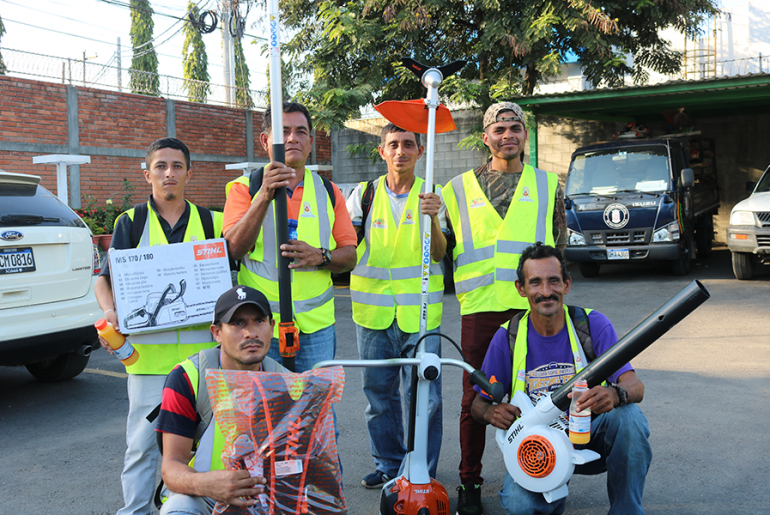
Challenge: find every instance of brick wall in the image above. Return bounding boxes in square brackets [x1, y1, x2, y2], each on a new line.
[0, 76, 332, 209]
[0, 77, 68, 146]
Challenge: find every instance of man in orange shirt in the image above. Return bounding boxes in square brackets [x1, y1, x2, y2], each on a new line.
[223, 101, 357, 372]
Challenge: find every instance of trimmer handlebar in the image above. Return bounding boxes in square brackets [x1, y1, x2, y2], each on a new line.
[314, 356, 504, 403]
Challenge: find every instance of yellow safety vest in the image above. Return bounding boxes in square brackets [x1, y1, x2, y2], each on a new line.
[120, 201, 223, 375]
[443, 165, 558, 315]
[350, 176, 444, 332]
[225, 168, 336, 336]
[504, 306, 591, 399]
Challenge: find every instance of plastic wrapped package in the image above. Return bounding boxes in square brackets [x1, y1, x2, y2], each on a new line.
[205, 366, 346, 514]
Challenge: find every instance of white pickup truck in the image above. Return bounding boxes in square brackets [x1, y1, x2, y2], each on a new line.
[726, 165, 770, 279]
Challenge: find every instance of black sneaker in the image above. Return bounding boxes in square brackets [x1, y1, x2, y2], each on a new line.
[362, 470, 392, 489]
[456, 483, 483, 515]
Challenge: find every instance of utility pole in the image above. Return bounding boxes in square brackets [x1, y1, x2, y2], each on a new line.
[221, 0, 236, 105]
[117, 37, 122, 91]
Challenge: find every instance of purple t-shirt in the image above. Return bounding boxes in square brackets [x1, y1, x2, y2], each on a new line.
[475, 310, 633, 406]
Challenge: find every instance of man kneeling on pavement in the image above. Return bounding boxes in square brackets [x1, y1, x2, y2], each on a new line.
[154, 286, 282, 514]
[471, 243, 652, 515]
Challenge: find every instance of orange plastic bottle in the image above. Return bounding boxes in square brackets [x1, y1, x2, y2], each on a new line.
[95, 319, 139, 366]
[569, 380, 591, 444]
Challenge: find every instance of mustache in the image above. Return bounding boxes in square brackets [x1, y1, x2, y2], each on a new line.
[534, 294, 559, 304]
[240, 338, 265, 349]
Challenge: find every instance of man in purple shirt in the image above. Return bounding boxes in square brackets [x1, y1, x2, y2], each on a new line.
[471, 243, 652, 515]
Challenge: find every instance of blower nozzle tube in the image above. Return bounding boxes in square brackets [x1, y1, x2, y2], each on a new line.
[551, 280, 710, 411]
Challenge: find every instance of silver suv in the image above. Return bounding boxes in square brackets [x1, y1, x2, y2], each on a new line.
[0, 171, 101, 381]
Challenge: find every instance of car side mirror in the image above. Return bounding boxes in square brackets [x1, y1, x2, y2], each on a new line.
[746, 181, 757, 192]
[680, 168, 694, 189]
[564, 197, 573, 210]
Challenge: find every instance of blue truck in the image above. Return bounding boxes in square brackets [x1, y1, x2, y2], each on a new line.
[564, 136, 720, 277]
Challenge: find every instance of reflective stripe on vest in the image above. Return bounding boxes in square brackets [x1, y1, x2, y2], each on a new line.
[121, 201, 222, 375]
[444, 166, 557, 314]
[350, 176, 444, 332]
[227, 169, 336, 335]
[507, 306, 588, 399]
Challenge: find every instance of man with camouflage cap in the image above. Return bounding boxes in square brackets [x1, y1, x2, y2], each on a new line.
[442, 102, 566, 514]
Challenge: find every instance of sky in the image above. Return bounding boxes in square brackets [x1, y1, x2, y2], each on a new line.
[0, 0, 270, 102]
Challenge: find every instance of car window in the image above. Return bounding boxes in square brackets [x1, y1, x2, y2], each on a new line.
[0, 182, 86, 228]
[755, 168, 770, 194]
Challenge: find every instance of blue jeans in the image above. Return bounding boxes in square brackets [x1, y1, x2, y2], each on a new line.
[268, 324, 337, 372]
[356, 321, 443, 478]
[499, 404, 652, 515]
[160, 491, 215, 515]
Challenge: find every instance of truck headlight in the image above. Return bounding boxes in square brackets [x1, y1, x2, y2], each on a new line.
[730, 211, 756, 226]
[568, 229, 586, 246]
[653, 222, 681, 242]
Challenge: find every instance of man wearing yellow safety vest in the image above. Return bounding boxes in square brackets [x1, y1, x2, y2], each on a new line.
[154, 286, 278, 514]
[442, 102, 567, 515]
[346, 124, 448, 489]
[470, 243, 650, 515]
[94, 138, 224, 515]
[223, 102, 357, 372]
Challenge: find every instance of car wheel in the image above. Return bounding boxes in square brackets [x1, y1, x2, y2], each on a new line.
[696, 219, 713, 258]
[671, 237, 692, 276]
[579, 262, 601, 278]
[731, 251, 754, 280]
[25, 350, 90, 382]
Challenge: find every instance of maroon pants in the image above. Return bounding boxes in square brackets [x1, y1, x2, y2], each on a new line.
[458, 309, 522, 485]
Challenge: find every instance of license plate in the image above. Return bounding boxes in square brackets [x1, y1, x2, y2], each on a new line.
[0, 247, 36, 274]
[607, 248, 629, 260]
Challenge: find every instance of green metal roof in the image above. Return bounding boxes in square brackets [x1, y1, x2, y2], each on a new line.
[512, 73, 770, 122]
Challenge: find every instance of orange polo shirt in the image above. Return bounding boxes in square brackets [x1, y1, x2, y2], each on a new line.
[223, 180, 357, 249]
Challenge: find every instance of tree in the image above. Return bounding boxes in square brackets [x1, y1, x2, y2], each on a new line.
[182, 1, 210, 103]
[129, 0, 160, 95]
[0, 15, 7, 75]
[281, 0, 718, 132]
[234, 35, 254, 108]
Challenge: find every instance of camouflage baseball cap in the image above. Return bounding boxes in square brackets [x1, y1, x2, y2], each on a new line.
[483, 102, 526, 130]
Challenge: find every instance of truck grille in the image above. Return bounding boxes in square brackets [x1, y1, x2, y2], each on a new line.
[758, 235, 770, 246]
[757, 212, 770, 226]
[589, 230, 647, 245]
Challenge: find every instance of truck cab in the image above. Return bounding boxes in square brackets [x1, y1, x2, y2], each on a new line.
[564, 137, 719, 277]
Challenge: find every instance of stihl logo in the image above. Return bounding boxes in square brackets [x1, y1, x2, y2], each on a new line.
[193, 241, 226, 260]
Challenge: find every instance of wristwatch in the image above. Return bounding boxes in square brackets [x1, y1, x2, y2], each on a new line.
[611, 383, 628, 407]
[319, 247, 332, 268]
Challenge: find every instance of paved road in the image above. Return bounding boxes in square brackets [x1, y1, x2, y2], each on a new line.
[1, 247, 768, 514]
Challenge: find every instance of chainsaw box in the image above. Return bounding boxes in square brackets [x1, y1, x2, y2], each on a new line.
[108, 239, 233, 335]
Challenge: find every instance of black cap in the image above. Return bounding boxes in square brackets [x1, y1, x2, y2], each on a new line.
[213, 285, 272, 324]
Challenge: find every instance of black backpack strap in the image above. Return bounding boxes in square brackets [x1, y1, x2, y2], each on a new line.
[130, 202, 149, 248]
[357, 180, 375, 245]
[248, 167, 265, 199]
[195, 205, 217, 240]
[506, 311, 527, 355]
[320, 176, 337, 209]
[567, 305, 595, 361]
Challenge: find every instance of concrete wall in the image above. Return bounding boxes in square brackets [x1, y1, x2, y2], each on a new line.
[0, 76, 332, 209]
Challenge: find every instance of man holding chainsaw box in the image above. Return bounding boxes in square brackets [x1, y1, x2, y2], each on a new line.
[471, 243, 651, 515]
[95, 137, 224, 515]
